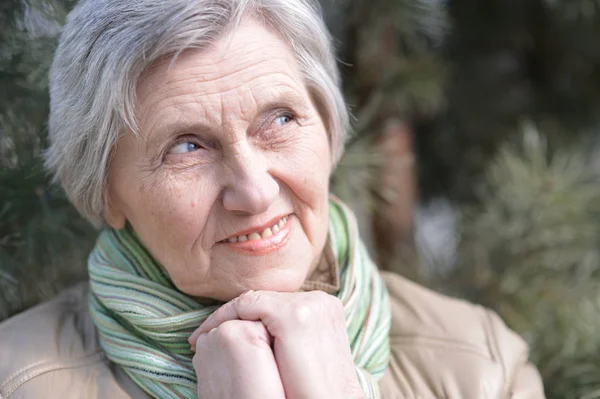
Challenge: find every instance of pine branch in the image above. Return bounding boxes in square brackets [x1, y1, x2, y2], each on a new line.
[428, 125, 600, 398]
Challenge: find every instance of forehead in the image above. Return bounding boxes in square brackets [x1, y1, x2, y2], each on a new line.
[136, 19, 305, 123]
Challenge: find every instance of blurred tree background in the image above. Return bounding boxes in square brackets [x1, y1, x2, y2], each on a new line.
[1, 0, 600, 397]
[0, 0, 94, 320]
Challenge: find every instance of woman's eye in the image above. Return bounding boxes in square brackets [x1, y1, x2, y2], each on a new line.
[274, 114, 293, 126]
[168, 142, 201, 154]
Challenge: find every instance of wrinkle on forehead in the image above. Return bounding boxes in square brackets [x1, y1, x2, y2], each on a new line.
[135, 18, 308, 145]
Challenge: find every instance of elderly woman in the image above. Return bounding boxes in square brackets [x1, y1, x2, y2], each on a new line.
[0, 0, 545, 398]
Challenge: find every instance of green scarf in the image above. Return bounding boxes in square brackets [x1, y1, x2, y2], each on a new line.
[88, 197, 391, 398]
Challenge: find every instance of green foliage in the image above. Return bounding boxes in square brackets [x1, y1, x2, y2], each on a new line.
[342, 0, 447, 133]
[0, 157, 94, 320]
[546, 0, 600, 21]
[0, 0, 95, 321]
[428, 126, 600, 398]
[416, 0, 600, 201]
[333, 0, 447, 252]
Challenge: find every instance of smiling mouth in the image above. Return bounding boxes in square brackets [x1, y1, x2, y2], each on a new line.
[218, 215, 293, 255]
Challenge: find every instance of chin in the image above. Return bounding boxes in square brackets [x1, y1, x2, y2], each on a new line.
[206, 233, 318, 300]
[229, 266, 309, 297]
[198, 262, 311, 302]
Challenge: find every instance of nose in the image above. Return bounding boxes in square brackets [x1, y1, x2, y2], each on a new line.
[221, 148, 279, 215]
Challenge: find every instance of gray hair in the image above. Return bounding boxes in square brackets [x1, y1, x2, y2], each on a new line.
[45, 0, 349, 227]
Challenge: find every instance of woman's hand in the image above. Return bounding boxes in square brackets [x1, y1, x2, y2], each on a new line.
[189, 291, 365, 399]
[191, 319, 286, 399]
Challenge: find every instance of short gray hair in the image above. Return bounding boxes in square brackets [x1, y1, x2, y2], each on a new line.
[45, 0, 349, 227]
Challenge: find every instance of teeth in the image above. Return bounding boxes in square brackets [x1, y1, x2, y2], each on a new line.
[261, 227, 273, 238]
[225, 215, 290, 243]
[248, 232, 261, 241]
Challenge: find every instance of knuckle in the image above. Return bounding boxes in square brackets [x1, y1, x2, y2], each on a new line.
[244, 321, 270, 347]
[214, 320, 244, 345]
[290, 303, 313, 326]
[235, 289, 260, 309]
[192, 335, 209, 367]
[214, 320, 266, 348]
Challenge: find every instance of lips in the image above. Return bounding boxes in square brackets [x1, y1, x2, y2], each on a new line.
[219, 214, 293, 255]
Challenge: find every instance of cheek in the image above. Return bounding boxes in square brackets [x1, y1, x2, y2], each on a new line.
[128, 171, 218, 249]
[286, 134, 331, 201]
[272, 129, 331, 239]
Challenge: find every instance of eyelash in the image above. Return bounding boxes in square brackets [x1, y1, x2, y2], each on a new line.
[166, 136, 205, 155]
[164, 110, 297, 159]
[271, 111, 296, 127]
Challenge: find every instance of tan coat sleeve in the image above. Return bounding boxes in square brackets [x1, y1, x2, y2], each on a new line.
[510, 363, 546, 399]
[377, 271, 546, 399]
[0, 284, 142, 399]
[483, 309, 545, 398]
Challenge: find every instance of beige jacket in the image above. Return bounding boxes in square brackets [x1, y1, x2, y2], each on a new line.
[0, 271, 545, 399]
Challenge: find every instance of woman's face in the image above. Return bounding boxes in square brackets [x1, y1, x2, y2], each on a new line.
[107, 19, 332, 301]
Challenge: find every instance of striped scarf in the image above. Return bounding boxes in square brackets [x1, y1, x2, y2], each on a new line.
[88, 197, 391, 398]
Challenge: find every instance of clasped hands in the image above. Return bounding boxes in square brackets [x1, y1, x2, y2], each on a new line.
[188, 291, 365, 399]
